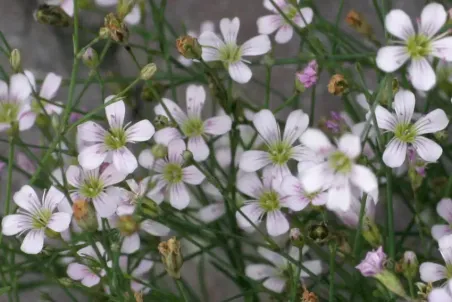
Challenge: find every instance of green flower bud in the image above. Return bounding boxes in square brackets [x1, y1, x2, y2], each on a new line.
[9, 49, 21, 73]
[82, 47, 99, 69]
[159, 237, 183, 279]
[289, 228, 304, 248]
[141, 197, 160, 218]
[402, 251, 418, 280]
[35, 5, 71, 27]
[72, 199, 99, 232]
[176, 35, 202, 60]
[58, 277, 73, 287]
[140, 63, 157, 80]
[182, 150, 193, 163]
[307, 222, 329, 244]
[362, 216, 382, 247]
[153, 115, 170, 130]
[375, 270, 408, 299]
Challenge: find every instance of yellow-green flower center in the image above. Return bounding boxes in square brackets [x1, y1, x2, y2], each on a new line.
[219, 43, 242, 64]
[286, 6, 298, 20]
[329, 151, 352, 173]
[0, 102, 19, 124]
[181, 118, 204, 138]
[163, 163, 183, 184]
[80, 177, 104, 198]
[406, 35, 431, 59]
[104, 127, 127, 150]
[268, 142, 293, 165]
[32, 209, 52, 229]
[259, 190, 281, 212]
[394, 123, 417, 143]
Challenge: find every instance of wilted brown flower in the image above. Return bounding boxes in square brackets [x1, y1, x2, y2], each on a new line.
[176, 35, 202, 60]
[328, 74, 348, 96]
[159, 237, 183, 279]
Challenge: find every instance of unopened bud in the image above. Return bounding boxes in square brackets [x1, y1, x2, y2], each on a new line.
[402, 251, 418, 280]
[151, 143, 168, 159]
[9, 49, 21, 73]
[58, 277, 73, 287]
[289, 228, 304, 248]
[117, 215, 139, 236]
[362, 216, 382, 247]
[307, 222, 329, 244]
[345, 10, 374, 37]
[176, 35, 202, 60]
[158, 237, 183, 279]
[182, 150, 193, 162]
[140, 63, 157, 80]
[82, 47, 99, 69]
[153, 115, 170, 130]
[35, 4, 71, 27]
[104, 13, 129, 44]
[328, 74, 348, 96]
[141, 197, 160, 218]
[374, 270, 408, 299]
[72, 199, 98, 232]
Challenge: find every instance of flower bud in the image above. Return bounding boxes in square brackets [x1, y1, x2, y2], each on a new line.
[151, 143, 168, 159]
[140, 63, 157, 80]
[362, 216, 383, 247]
[72, 199, 99, 232]
[58, 277, 73, 287]
[374, 270, 408, 299]
[158, 237, 183, 279]
[401, 251, 418, 280]
[345, 10, 374, 37]
[182, 150, 193, 163]
[328, 74, 348, 96]
[176, 35, 202, 60]
[296, 60, 318, 92]
[9, 49, 21, 73]
[141, 197, 160, 218]
[289, 228, 304, 248]
[34, 5, 71, 27]
[104, 13, 129, 44]
[307, 222, 329, 244]
[153, 115, 170, 130]
[82, 47, 99, 69]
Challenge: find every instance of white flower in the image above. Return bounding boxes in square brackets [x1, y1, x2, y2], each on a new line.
[67, 242, 111, 287]
[235, 170, 297, 237]
[95, 0, 141, 25]
[257, 0, 313, 44]
[77, 95, 155, 174]
[154, 85, 232, 162]
[429, 281, 452, 302]
[0, 74, 35, 132]
[239, 109, 309, 179]
[24, 70, 63, 115]
[179, 21, 215, 67]
[147, 139, 205, 210]
[376, 3, 452, 91]
[432, 198, 452, 241]
[420, 234, 452, 283]
[300, 130, 378, 211]
[1, 185, 72, 254]
[245, 246, 322, 293]
[118, 256, 154, 293]
[46, 0, 74, 16]
[66, 164, 127, 217]
[198, 17, 271, 83]
[116, 177, 156, 215]
[375, 90, 449, 168]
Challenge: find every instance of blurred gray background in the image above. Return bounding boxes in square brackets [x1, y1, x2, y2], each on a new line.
[0, 0, 426, 301]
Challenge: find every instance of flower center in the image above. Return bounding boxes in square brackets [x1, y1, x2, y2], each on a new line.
[258, 190, 281, 212]
[181, 118, 204, 138]
[32, 209, 52, 229]
[0, 102, 20, 124]
[80, 177, 104, 199]
[163, 163, 183, 184]
[117, 215, 139, 236]
[328, 151, 352, 173]
[285, 6, 298, 20]
[406, 35, 431, 59]
[268, 142, 293, 165]
[104, 128, 127, 150]
[219, 43, 242, 64]
[394, 123, 417, 143]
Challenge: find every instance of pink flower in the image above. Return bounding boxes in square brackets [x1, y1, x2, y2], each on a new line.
[296, 60, 318, 88]
[356, 246, 386, 277]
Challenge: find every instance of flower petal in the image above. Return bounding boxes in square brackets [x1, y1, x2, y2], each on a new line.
[168, 183, 190, 210]
[350, 165, 378, 194]
[40, 72, 62, 100]
[432, 225, 452, 241]
[393, 90, 415, 124]
[121, 233, 140, 254]
[275, 25, 293, 44]
[204, 116, 232, 135]
[300, 260, 323, 278]
[78, 144, 108, 170]
[138, 149, 155, 169]
[236, 202, 264, 229]
[257, 246, 285, 267]
[283, 109, 309, 145]
[338, 133, 361, 159]
[93, 191, 118, 218]
[112, 147, 138, 174]
[428, 288, 451, 302]
[257, 15, 283, 35]
[384, 9, 415, 40]
[10, 74, 32, 101]
[412, 136, 442, 163]
[60, 0, 74, 16]
[375, 105, 397, 131]
[125, 120, 155, 142]
[21, 229, 45, 254]
[376, 46, 409, 73]
[437, 198, 452, 224]
[420, 262, 447, 282]
[154, 127, 182, 145]
[408, 58, 436, 91]
[77, 121, 107, 143]
[263, 277, 286, 293]
[220, 17, 240, 44]
[13, 185, 41, 214]
[47, 212, 71, 232]
[140, 219, 171, 236]
[18, 108, 36, 131]
[420, 2, 447, 38]
[253, 109, 280, 144]
[197, 203, 226, 223]
[154, 98, 188, 126]
[67, 263, 90, 281]
[104, 96, 125, 129]
[182, 165, 205, 185]
[186, 85, 206, 118]
[382, 138, 407, 168]
[241, 35, 271, 56]
[188, 136, 209, 162]
[432, 37, 452, 61]
[1, 214, 32, 236]
[237, 172, 263, 198]
[294, 7, 314, 27]
[168, 139, 186, 164]
[245, 264, 277, 280]
[66, 165, 82, 187]
[124, 5, 140, 25]
[266, 210, 289, 236]
[228, 61, 252, 84]
[414, 109, 449, 135]
[239, 150, 271, 172]
[100, 163, 127, 186]
[299, 128, 332, 152]
[198, 31, 225, 49]
[327, 183, 351, 211]
[301, 163, 330, 193]
[81, 274, 101, 287]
